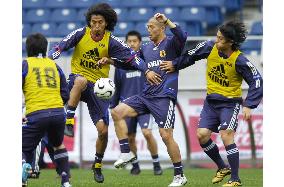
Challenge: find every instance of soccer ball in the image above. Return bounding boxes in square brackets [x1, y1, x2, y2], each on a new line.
[94, 78, 116, 99]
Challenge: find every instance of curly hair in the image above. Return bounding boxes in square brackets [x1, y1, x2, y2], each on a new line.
[26, 33, 48, 57]
[219, 20, 248, 51]
[85, 3, 117, 31]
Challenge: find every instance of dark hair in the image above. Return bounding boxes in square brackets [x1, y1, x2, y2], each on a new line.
[126, 30, 142, 41]
[85, 3, 117, 31]
[219, 20, 248, 50]
[26, 33, 48, 57]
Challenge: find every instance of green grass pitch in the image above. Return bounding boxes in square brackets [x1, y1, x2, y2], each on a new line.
[28, 168, 262, 187]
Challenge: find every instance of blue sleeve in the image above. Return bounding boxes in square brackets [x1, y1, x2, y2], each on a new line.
[48, 27, 86, 60]
[236, 55, 263, 109]
[110, 68, 122, 109]
[55, 64, 69, 104]
[108, 35, 148, 73]
[22, 60, 28, 88]
[168, 25, 187, 55]
[172, 40, 214, 70]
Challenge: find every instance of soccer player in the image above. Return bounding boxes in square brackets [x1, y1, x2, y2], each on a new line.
[160, 21, 263, 186]
[48, 3, 160, 183]
[110, 13, 188, 186]
[110, 30, 162, 175]
[22, 33, 71, 187]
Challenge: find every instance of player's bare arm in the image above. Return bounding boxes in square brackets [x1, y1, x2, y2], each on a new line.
[160, 61, 175, 73]
[154, 13, 176, 29]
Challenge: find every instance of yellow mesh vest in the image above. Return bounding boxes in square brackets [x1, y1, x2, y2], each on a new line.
[206, 44, 243, 98]
[23, 57, 63, 115]
[71, 27, 110, 83]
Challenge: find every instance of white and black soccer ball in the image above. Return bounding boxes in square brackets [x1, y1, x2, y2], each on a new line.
[94, 78, 116, 99]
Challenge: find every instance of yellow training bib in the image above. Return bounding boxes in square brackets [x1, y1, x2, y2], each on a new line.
[71, 27, 110, 83]
[206, 44, 243, 98]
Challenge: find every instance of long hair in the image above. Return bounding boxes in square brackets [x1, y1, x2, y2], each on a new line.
[219, 20, 248, 50]
[26, 33, 48, 57]
[85, 3, 117, 31]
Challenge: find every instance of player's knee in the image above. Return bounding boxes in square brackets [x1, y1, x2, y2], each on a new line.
[160, 130, 172, 144]
[111, 108, 123, 121]
[142, 130, 152, 140]
[197, 128, 210, 143]
[220, 130, 234, 144]
[74, 76, 88, 90]
[97, 128, 108, 141]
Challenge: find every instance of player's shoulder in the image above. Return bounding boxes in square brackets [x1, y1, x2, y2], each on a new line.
[236, 52, 250, 66]
[62, 26, 86, 42]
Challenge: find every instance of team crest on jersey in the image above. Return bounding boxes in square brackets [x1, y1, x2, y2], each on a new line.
[160, 50, 166, 57]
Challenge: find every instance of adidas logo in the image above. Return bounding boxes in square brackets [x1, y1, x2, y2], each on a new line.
[208, 64, 230, 87]
[83, 48, 100, 61]
[80, 48, 101, 70]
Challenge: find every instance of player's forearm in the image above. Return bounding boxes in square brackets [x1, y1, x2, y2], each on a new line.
[172, 54, 195, 71]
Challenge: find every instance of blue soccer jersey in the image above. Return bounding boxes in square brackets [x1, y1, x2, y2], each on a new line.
[110, 68, 145, 108]
[139, 25, 187, 101]
[172, 40, 263, 108]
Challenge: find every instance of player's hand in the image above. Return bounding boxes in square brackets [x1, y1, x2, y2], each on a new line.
[97, 57, 114, 67]
[160, 61, 175, 73]
[154, 13, 168, 24]
[242, 107, 252, 121]
[146, 70, 162, 85]
[22, 117, 28, 124]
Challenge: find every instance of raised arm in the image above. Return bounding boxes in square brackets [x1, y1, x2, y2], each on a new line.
[48, 27, 86, 60]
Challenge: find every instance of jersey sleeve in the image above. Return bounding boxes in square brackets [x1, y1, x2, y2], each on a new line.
[48, 27, 86, 60]
[172, 40, 214, 70]
[168, 25, 187, 55]
[236, 55, 263, 109]
[22, 60, 28, 88]
[55, 64, 69, 104]
[110, 68, 122, 109]
[108, 35, 148, 73]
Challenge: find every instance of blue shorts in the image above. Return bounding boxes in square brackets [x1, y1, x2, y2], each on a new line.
[68, 74, 109, 125]
[22, 109, 65, 158]
[126, 114, 152, 134]
[122, 95, 175, 129]
[198, 99, 241, 133]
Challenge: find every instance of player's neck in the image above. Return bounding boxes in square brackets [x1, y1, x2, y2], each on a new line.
[91, 31, 105, 42]
[220, 48, 234, 58]
[153, 34, 166, 46]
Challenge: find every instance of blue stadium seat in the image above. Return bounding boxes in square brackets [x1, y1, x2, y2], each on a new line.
[77, 8, 87, 22]
[51, 9, 77, 23]
[186, 22, 203, 36]
[22, 41, 27, 57]
[199, 0, 225, 7]
[128, 8, 154, 21]
[45, 0, 69, 8]
[31, 23, 56, 37]
[121, 0, 147, 8]
[135, 22, 149, 37]
[55, 22, 83, 37]
[23, 23, 32, 37]
[205, 7, 223, 27]
[70, 0, 95, 8]
[25, 9, 51, 23]
[225, 0, 243, 11]
[148, 0, 173, 7]
[23, 0, 45, 9]
[114, 8, 129, 22]
[113, 22, 135, 37]
[175, 0, 200, 7]
[22, 9, 26, 22]
[96, 0, 121, 8]
[241, 40, 262, 54]
[250, 21, 263, 35]
[155, 7, 179, 20]
[179, 7, 206, 22]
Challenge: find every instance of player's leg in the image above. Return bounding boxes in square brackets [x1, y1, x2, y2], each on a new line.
[111, 96, 145, 168]
[48, 114, 71, 187]
[197, 99, 230, 184]
[219, 103, 242, 187]
[86, 93, 110, 183]
[139, 115, 162, 175]
[126, 118, 140, 175]
[22, 116, 47, 186]
[65, 74, 88, 137]
[146, 97, 186, 186]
